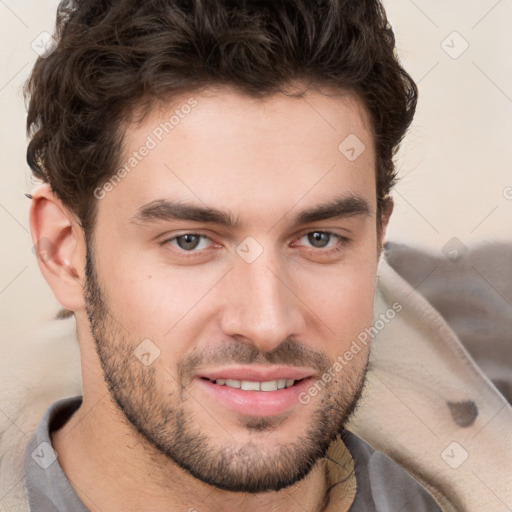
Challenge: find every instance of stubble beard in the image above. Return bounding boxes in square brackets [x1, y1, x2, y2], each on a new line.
[83, 239, 369, 494]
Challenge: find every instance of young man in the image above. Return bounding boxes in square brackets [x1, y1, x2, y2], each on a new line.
[21, 0, 442, 510]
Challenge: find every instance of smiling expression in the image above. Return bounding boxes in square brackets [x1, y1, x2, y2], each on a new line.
[82, 85, 382, 492]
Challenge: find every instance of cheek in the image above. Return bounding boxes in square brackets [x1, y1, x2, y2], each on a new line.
[312, 274, 375, 334]
[94, 244, 224, 341]
[290, 255, 377, 351]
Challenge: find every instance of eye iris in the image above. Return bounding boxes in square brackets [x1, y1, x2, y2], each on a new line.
[177, 234, 201, 250]
[308, 232, 330, 248]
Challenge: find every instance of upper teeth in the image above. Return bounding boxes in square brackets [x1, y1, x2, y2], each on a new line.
[214, 378, 295, 391]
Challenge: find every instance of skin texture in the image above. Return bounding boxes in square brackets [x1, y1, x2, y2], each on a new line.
[30, 86, 391, 512]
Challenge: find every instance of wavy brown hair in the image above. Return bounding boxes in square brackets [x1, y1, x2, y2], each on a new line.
[25, 0, 417, 237]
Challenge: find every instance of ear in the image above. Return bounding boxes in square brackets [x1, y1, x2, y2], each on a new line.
[378, 196, 394, 250]
[29, 184, 87, 312]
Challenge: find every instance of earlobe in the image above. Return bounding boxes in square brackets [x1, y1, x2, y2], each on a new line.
[29, 185, 86, 312]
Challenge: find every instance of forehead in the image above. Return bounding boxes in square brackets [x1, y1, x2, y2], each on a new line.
[99, 86, 376, 226]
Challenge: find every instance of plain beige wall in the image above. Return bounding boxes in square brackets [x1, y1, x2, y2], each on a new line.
[1, 0, 511, 340]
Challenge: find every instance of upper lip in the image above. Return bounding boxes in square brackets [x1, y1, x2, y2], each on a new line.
[197, 365, 316, 382]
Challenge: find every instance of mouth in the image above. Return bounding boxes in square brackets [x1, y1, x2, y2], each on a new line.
[194, 366, 316, 417]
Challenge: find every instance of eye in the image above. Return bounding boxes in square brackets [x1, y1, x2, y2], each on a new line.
[293, 231, 350, 254]
[299, 231, 340, 248]
[165, 233, 212, 252]
[302, 231, 334, 249]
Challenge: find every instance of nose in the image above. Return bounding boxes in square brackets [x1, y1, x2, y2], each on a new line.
[219, 251, 305, 352]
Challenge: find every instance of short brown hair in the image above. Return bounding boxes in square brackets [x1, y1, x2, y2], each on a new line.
[25, 0, 417, 237]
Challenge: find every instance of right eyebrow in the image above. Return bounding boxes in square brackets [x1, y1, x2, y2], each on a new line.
[129, 199, 239, 227]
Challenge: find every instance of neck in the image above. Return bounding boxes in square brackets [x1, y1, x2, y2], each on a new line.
[51, 393, 355, 512]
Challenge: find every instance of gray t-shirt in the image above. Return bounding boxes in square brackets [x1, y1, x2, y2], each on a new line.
[24, 395, 442, 511]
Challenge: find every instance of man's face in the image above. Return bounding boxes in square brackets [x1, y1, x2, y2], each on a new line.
[83, 87, 381, 493]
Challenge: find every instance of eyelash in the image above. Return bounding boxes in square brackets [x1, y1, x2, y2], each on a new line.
[160, 231, 350, 258]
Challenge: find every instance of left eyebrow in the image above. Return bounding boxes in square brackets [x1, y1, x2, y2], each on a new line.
[291, 194, 372, 226]
[129, 194, 372, 229]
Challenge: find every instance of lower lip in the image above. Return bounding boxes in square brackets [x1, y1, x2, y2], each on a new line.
[195, 377, 314, 417]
